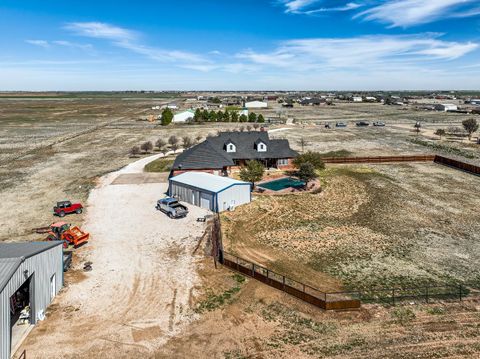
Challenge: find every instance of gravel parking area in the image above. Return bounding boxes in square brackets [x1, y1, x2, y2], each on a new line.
[19, 154, 210, 358]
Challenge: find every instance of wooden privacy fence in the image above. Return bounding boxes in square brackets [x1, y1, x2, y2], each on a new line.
[434, 155, 480, 176]
[220, 251, 361, 310]
[322, 155, 436, 164]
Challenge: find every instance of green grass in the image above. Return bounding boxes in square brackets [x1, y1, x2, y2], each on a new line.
[319, 149, 353, 158]
[195, 274, 246, 313]
[144, 157, 175, 172]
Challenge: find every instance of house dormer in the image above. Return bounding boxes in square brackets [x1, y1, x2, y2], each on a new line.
[224, 139, 236, 153]
[254, 139, 267, 152]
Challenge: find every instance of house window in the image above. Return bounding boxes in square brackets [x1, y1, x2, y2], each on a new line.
[277, 159, 289, 166]
[226, 143, 236, 152]
[256, 142, 267, 152]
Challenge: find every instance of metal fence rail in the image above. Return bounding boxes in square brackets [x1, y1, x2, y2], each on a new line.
[434, 155, 480, 176]
[220, 251, 360, 310]
[322, 155, 436, 164]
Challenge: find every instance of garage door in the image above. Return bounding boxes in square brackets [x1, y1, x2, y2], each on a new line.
[200, 193, 212, 210]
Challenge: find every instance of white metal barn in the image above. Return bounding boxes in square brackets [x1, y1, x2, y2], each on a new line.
[245, 101, 268, 109]
[169, 172, 251, 212]
[173, 110, 195, 123]
[0, 242, 63, 358]
[435, 104, 458, 112]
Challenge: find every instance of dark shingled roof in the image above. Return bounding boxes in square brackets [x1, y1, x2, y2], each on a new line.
[172, 131, 298, 170]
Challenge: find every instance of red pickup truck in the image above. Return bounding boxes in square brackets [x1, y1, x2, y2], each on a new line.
[53, 201, 83, 217]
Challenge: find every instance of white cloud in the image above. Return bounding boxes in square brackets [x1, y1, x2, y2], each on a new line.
[25, 40, 50, 48]
[64, 22, 137, 41]
[281, 0, 320, 13]
[306, 2, 363, 14]
[356, 0, 480, 27]
[279, 0, 363, 14]
[238, 34, 478, 70]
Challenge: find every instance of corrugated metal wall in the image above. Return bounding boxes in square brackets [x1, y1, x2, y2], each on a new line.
[217, 185, 251, 212]
[0, 245, 63, 359]
[170, 182, 214, 211]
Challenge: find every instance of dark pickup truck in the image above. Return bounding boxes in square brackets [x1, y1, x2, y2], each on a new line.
[156, 197, 188, 219]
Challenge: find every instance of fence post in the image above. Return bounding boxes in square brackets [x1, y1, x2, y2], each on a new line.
[236, 257, 239, 271]
[392, 288, 395, 306]
[266, 269, 269, 279]
[283, 276, 285, 290]
[252, 263, 255, 277]
[425, 286, 429, 304]
[459, 284, 463, 301]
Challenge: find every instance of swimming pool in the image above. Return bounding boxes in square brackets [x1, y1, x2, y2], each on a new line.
[259, 177, 305, 191]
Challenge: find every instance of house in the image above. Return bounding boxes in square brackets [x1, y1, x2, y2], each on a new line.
[435, 104, 458, 112]
[171, 131, 298, 176]
[245, 100, 268, 109]
[300, 98, 325, 106]
[173, 110, 195, 123]
[352, 97, 363, 102]
[1, 242, 63, 359]
[169, 172, 251, 212]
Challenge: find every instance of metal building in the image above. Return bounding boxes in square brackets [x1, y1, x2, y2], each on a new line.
[169, 172, 251, 212]
[1, 242, 63, 358]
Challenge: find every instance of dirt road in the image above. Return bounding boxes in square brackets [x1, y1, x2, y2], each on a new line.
[19, 154, 209, 358]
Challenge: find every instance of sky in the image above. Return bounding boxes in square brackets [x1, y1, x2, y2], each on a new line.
[1, 0, 480, 91]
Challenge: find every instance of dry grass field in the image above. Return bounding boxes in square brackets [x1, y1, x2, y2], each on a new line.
[2, 94, 480, 358]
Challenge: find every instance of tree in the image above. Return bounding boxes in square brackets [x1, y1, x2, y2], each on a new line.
[182, 136, 193, 149]
[140, 141, 153, 154]
[239, 160, 264, 188]
[248, 112, 257, 123]
[161, 108, 173, 126]
[462, 118, 479, 140]
[414, 121, 421, 134]
[129, 145, 140, 157]
[155, 138, 166, 151]
[239, 114, 248, 123]
[217, 110, 224, 122]
[168, 135, 179, 150]
[434, 129, 446, 139]
[297, 137, 310, 152]
[202, 109, 209, 121]
[293, 151, 325, 171]
[253, 123, 260, 130]
[195, 135, 203, 144]
[194, 108, 202, 122]
[209, 110, 217, 122]
[257, 114, 265, 123]
[231, 112, 239, 122]
[297, 162, 317, 186]
[246, 125, 252, 131]
[210, 97, 221, 104]
[239, 126, 245, 132]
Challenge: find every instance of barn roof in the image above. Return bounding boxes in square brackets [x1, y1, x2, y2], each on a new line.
[170, 172, 249, 193]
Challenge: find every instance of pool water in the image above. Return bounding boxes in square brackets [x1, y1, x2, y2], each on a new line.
[259, 177, 306, 191]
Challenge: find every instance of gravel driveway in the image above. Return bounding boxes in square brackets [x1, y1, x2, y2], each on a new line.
[19, 154, 210, 358]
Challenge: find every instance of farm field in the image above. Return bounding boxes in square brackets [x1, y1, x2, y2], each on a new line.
[222, 162, 480, 291]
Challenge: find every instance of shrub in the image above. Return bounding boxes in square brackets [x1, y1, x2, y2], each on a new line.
[160, 108, 173, 126]
[293, 151, 326, 170]
[140, 141, 153, 153]
[129, 145, 140, 157]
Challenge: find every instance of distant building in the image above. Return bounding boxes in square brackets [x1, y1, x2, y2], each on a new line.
[352, 97, 363, 102]
[173, 110, 195, 123]
[245, 100, 268, 109]
[435, 104, 458, 112]
[300, 98, 325, 106]
[365, 96, 377, 102]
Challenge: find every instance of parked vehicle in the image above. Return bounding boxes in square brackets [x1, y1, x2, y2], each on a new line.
[53, 200, 83, 217]
[336, 122, 347, 128]
[156, 197, 188, 219]
[40, 222, 90, 248]
[373, 121, 385, 127]
[356, 121, 370, 127]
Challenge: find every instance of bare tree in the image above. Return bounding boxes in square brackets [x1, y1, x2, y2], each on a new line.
[297, 137, 309, 153]
[414, 121, 422, 134]
[140, 141, 153, 154]
[239, 126, 245, 132]
[168, 135, 179, 149]
[182, 136, 193, 149]
[171, 143, 179, 153]
[195, 135, 203, 144]
[246, 125, 252, 131]
[155, 138, 166, 151]
[253, 123, 260, 130]
[462, 118, 479, 141]
[129, 145, 140, 157]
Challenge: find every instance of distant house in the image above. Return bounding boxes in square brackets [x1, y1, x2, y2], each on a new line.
[352, 97, 363, 102]
[245, 100, 268, 109]
[435, 104, 458, 112]
[173, 110, 195, 123]
[300, 98, 325, 106]
[171, 131, 298, 176]
[365, 96, 377, 102]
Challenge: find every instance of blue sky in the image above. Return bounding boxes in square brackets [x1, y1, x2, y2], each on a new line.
[1, 0, 480, 90]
